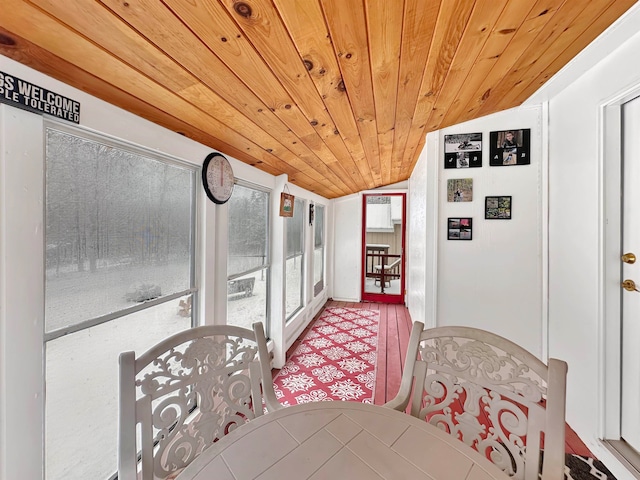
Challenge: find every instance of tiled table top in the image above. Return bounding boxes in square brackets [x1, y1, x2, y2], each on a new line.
[177, 402, 509, 480]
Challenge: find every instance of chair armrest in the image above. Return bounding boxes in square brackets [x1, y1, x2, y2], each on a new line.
[382, 321, 424, 412]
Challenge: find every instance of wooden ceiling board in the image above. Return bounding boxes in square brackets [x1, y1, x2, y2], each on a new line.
[215, 0, 364, 193]
[101, 0, 351, 196]
[476, 0, 599, 115]
[28, 0, 194, 93]
[272, 0, 373, 188]
[366, 0, 403, 186]
[399, 0, 477, 175]
[439, 0, 537, 129]
[390, 0, 439, 184]
[520, 0, 638, 104]
[424, 0, 510, 133]
[321, 0, 382, 186]
[0, 0, 635, 198]
[95, 0, 337, 195]
[448, 0, 564, 126]
[486, 0, 626, 115]
[93, 0, 353, 193]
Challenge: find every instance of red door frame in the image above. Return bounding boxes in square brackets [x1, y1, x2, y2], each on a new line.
[361, 193, 406, 304]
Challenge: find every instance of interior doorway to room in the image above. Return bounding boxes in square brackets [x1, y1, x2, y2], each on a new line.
[361, 193, 406, 304]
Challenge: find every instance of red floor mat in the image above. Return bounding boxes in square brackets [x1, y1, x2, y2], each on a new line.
[273, 307, 379, 405]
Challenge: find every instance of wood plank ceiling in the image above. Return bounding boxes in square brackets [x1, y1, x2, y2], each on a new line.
[0, 0, 635, 198]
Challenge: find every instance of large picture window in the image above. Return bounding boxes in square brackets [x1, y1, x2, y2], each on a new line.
[285, 197, 305, 320]
[44, 125, 197, 480]
[314, 204, 325, 296]
[227, 183, 270, 330]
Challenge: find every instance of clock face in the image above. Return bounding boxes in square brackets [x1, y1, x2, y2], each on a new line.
[202, 152, 234, 204]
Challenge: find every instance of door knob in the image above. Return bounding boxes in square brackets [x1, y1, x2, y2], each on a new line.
[622, 279, 640, 292]
[622, 252, 636, 264]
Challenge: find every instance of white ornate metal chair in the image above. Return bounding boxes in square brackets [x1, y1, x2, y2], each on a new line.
[385, 322, 568, 480]
[118, 322, 282, 480]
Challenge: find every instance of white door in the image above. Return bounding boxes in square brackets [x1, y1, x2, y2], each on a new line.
[621, 95, 640, 452]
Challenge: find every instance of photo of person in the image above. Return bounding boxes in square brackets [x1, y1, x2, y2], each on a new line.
[456, 152, 469, 168]
[489, 129, 530, 166]
[501, 131, 518, 149]
[447, 178, 473, 202]
[501, 131, 517, 165]
[444, 133, 482, 168]
[502, 152, 516, 165]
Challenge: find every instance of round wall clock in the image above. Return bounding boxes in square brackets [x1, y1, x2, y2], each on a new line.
[202, 152, 235, 204]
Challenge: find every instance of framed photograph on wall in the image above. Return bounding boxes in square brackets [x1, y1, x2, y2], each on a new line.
[447, 178, 473, 202]
[448, 217, 473, 240]
[489, 129, 530, 166]
[444, 133, 482, 169]
[485, 196, 512, 219]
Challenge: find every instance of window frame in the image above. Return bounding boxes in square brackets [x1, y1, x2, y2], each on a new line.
[42, 120, 200, 480]
[226, 180, 271, 330]
[43, 121, 199, 343]
[313, 203, 325, 297]
[285, 196, 306, 321]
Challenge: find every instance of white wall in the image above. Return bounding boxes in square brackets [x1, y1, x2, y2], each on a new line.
[408, 106, 545, 356]
[331, 180, 409, 303]
[0, 55, 330, 479]
[0, 104, 45, 480]
[407, 140, 428, 324]
[545, 23, 640, 480]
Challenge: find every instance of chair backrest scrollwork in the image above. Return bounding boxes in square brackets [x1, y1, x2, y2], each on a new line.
[386, 323, 567, 480]
[118, 322, 281, 480]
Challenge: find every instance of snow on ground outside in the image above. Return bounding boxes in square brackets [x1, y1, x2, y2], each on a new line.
[45, 256, 304, 479]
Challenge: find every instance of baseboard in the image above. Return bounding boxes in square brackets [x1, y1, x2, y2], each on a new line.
[590, 440, 640, 480]
[602, 440, 640, 479]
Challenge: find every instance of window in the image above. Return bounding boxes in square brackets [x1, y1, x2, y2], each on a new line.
[227, 183, 270, 330]
[44, 125, 197, 480]
[285, 197, 305, 320]
[314, 204, 325, 296]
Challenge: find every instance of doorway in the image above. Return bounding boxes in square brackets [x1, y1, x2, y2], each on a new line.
[361, 193, 406, 304]
[619, 96, 640, 458]
[602, 93, 640, 474]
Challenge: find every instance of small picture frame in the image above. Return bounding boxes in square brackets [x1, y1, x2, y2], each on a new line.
[485, 196, 512, 219]
[447, 178, 473, 202]
[444, 133, 482, 169]
[448, 217, 473, 240]
[279, 192, 294, 217]
[489, 129, 530, 166]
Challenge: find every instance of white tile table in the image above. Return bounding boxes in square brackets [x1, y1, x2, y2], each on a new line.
[177, 401, 509, 480]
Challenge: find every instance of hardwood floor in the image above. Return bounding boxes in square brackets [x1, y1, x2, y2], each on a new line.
[280, 299, 593, 458]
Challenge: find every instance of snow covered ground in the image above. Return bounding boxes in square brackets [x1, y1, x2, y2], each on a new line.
[45, 256, 303, 479]
[45, 298, 191, 480]
[45, 260, 191, 332]
[363, 277, 401, 295]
